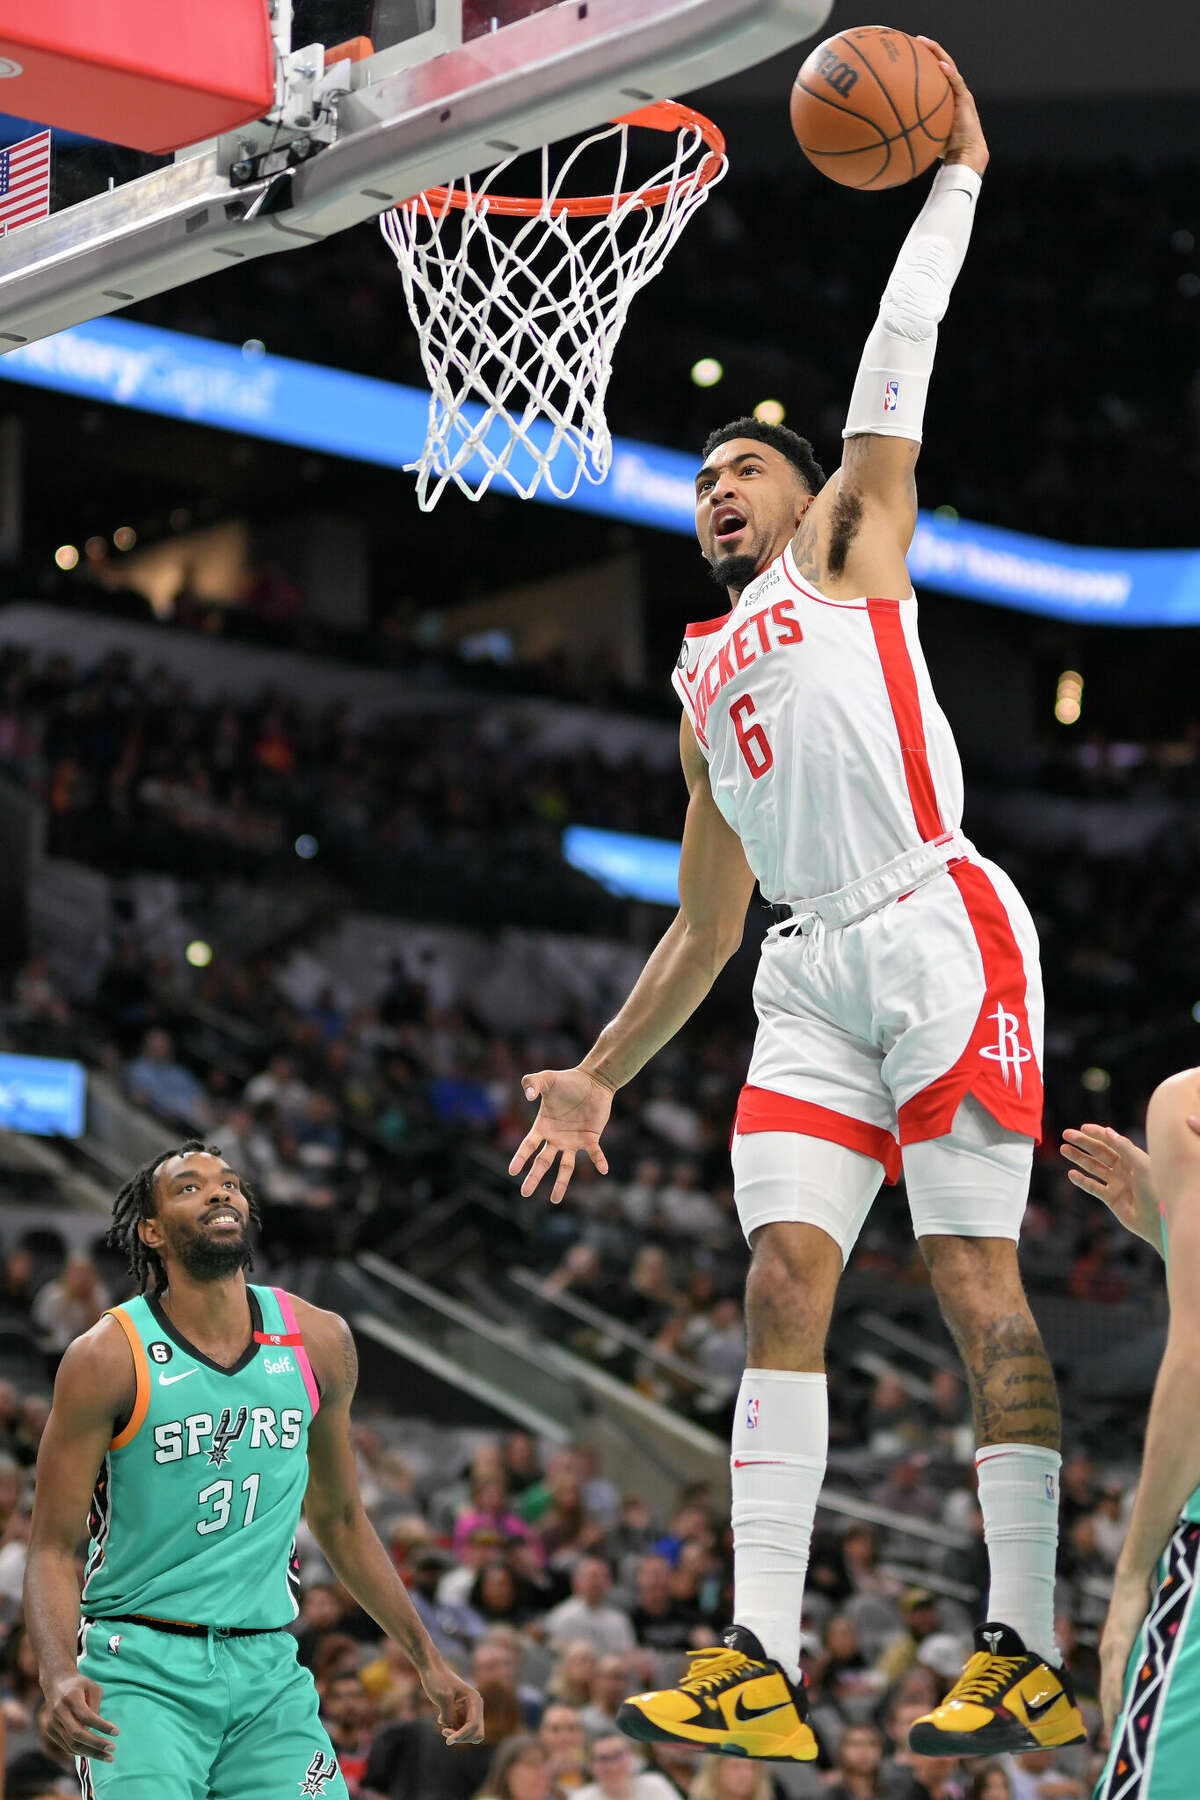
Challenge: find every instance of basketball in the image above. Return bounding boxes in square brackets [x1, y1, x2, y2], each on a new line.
[790, 26, 954, 191]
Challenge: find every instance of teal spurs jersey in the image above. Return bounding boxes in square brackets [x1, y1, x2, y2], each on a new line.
[82, 1285, 319, 1628]
[1159, 1214, 1200, 1529]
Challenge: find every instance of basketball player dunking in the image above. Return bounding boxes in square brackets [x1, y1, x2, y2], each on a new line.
[1064, 1087, 1200, 1798]
[509, 43, 1085, 1764]
[25, 1141, 484, 1800]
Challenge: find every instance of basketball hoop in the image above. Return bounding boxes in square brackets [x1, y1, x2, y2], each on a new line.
[379, 101, 726, 509]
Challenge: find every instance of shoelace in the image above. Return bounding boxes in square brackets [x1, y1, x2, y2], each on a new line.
[946, 1651, 1026, 1705]
[678, 1647, 754, 1695]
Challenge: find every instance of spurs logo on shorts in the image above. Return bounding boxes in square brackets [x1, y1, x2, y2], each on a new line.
[299, 1751, 340, 1796]
[979, 1003, 1033, 1093]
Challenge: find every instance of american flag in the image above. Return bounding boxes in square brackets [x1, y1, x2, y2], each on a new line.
[0, 130, 51, 236]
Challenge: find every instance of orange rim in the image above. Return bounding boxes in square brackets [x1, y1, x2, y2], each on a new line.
[413, 100, 725, 219]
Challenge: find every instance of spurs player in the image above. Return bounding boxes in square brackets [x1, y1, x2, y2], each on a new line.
[510, 44, 1084, 1763]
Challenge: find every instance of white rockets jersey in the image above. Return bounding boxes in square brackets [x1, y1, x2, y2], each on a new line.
[671, 542, 965, 903]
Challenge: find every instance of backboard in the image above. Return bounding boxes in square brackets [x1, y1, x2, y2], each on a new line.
[0, 0, 830, 350]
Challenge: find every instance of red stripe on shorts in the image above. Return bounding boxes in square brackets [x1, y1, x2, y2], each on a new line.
[867, 598, 946, 843]
[897, 860, 1043, 1146]
[734, 1084, 902, 1184]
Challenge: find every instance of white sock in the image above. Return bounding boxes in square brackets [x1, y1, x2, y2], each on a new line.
[731, 1369, 828, 1684]
[975, 1442, 1062, 1665]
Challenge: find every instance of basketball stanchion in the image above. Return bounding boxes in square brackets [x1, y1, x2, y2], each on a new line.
[379, 101, 726, 510]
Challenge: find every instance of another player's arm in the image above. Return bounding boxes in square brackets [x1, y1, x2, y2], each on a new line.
[296, 1299, 484, 1746]
[1098, 1070, 1200, 1731]
[25, 1321, 131, 1764]
[509, 715, 757, 1204]
[802, 42, 988, 595]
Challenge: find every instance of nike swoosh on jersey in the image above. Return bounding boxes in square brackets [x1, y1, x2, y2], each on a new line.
[158, 1369, 198, 1386]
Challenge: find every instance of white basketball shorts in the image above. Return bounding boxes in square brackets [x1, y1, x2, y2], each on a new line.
[731, 852, 1043, 1257]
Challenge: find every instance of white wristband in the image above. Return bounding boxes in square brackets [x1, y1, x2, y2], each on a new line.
[843, 162, 982, 443]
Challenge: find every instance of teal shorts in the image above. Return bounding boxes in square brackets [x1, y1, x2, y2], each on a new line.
[77, 1619, 350, 1800]
[1094, 1518, 1200, 1800]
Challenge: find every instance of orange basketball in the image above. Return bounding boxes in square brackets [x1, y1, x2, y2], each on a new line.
[790, 26, 953, 191]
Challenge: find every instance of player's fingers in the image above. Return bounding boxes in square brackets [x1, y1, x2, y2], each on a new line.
[915, 35, 961, 81]
[521, 1071, 548, 1103]
[519, 1144, 559, 1199]
[1066, 1169, 1108, 1199]
[1060, 1144, 1110, 1176]
[585, 1142, 609, 1177]
[69, 1696, 119, 1737]
[549, 1149, 577, 1206]
[507, 1130, 542, 1178]
[445, 1693, 486, 1744]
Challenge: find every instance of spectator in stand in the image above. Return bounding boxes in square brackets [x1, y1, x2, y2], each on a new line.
[123, 1026, 209, 1125]
[319, 1668, 377, 1796]
[0, 1249, 36, 1317]
[578, 1655, 632, 1737]
[822, 1723, 899, 1800]
[470, 1561, 530, 1629]
[576, 1734, 680, 1800]
[546, 1642, 597, 1709]
[630, 1554, 706, 1655]
[471, 1633, 544, 1729]
[474, 1735, 555, 1800]
[543, 1557, 635, 1656]
[926, 1371, 973, 1466]
[408, 1547, 489, 1663]
[455, 1477, 534, 1557]
[841, 1526, 900, 1602]
[965, 1771, 1011, 1800]
[30, 1253, 109, 1358]
[876, 1593, 944, 1686]
[537, 1700, 589, 1795]
[997, 1751, 1083, 1800]
[364, 1679, 518, 1800]
[873, 1456, 942, 1525]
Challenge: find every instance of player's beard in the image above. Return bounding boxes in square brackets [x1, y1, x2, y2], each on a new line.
[168, 1217, 254, 1282]
[708, 550, 761, 595]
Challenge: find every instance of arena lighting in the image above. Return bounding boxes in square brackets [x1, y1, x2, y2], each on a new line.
[294, 834, 318, 860]
[242, 339, 266, 358]
[185, 940, 213, 968]
[8, 316, 1200, 625]
[1192, 1001, 1200, 1024]
[690, 357, 723, 388]
[84, 535, 106, 561]
[53, 544, 78, 570]
[1055, 670, 1083, 725]
[753, 398, 785, 425]
[113, 526, 137, 550]
[1081, 1067, 1111, 1093]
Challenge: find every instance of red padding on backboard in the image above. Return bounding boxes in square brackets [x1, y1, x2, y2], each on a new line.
[0, 1, 275, 155]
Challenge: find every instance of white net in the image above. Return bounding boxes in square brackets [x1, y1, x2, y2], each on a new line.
[379, 107, 726, 509]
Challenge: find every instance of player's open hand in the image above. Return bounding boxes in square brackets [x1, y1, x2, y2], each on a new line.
[916, 38, 988, 176]
[508, 1067, 612, 1204]
[1060, 1122, 1159, 1247]
[42, 1677, 118, 1763]
[423, 1664, 485, 1746]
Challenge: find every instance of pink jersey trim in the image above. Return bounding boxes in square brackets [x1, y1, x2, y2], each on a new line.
[897, 861, 1043, 1146]
[273, 1288, 320, 1418]
[734, 1084, 902, 1184]
[866, 598, 947, 844]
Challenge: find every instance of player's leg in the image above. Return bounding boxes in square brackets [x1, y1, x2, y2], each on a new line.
[211, 1633, 350, 1800]
[76, 1623, 219, 1800]
[900, 1105, 1085, 1757]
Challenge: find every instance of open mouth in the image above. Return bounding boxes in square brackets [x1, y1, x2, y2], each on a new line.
[205, 1211, 242, 1229]
[713, 506, 747, 549]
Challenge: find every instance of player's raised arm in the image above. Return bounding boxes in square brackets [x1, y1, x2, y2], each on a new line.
[834, 41, 988, 561]
[297, 1300, 485, 1746]
[509, 714, 757, 1205]
[26, 1323, 131, 1765]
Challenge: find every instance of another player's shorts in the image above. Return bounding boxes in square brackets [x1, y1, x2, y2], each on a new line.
[732, 838, 1043, 1256]
[77, 1618, 350, 1800]
[1094, 1516, 1200, 1800]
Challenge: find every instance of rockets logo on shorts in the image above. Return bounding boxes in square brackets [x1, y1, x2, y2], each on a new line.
[979, 1004, 1033, 1094]
[883, 380, 900, 412]
[299, 1751, 339, 1796]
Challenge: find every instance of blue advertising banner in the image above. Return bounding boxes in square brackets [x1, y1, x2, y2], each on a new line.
[563, 824, 681, 905]
[3, 315, 1198, 626]
[0, 1051, 86, 1137]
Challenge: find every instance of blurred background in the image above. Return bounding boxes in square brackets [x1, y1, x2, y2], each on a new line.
[0, 4, 1194, 1797]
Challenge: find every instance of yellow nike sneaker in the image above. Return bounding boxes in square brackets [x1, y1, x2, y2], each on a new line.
[616, 1627, 817, 1762]
[908, 1622, 1087, 1757]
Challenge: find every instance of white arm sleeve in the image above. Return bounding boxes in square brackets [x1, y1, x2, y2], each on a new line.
[843, 162, 983, 443]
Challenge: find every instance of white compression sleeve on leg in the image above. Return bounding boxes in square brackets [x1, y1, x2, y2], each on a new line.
[843, 162, 983, 444]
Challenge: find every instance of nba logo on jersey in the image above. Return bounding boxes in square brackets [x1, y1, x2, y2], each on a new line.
[746, 1397, 760, 1431]
[883, 380, 900, 413]
[107, 1634, 122, 1655]
[1045, 1474, 1056, 1501]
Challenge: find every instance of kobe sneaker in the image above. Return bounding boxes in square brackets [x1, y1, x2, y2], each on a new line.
[908, 1622, 1087, 1757]
[616, 1626, 817, 1762]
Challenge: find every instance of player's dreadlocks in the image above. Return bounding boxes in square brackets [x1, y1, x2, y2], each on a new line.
[108, 1139, 260, 1294]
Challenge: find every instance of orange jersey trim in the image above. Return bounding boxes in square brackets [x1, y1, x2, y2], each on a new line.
[106, 1306, 150, 1449]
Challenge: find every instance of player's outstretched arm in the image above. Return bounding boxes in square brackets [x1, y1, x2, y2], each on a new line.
[298, 1301, 484, 1747]
[1060, 1122, 1161, 1253]
[26, 1323, 131, 1766]
[1098, 1069, 1200, 1733]
[830, 42, 987, 582]
[509, 716, 756, 1205]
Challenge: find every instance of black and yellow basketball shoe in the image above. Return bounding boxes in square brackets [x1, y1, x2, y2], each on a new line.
[908, 1622, 1087, 1757]
[616, 1627, 817, 1762]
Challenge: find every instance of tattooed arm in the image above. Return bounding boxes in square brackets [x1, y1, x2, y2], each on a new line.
[295, 1299, 484, 1745]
